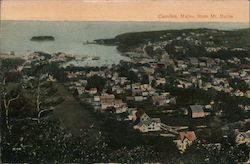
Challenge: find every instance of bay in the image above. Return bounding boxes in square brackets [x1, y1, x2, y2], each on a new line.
[0, 21, 248, 66]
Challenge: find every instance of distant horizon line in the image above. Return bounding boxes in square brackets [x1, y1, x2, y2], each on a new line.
[1, 20, 249, 24]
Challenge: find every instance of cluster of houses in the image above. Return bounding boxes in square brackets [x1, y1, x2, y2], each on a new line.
[66, 69, 176, 112]
[61, 46, 249, 153]
[131, 30, 250, 99]
[66, 68, 219, 152]
[169, 55, 250, 98]
[65, 64, 180, 111]
[26, 52, 75, 63]
[7, 30, 249, 154]
[127, 109, 198, 152]
[64, 63, 207, 152]
[20, 51, 250, 102]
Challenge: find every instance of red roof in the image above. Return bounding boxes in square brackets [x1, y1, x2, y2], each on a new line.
[207, 58, 215, 64]
[135, 109, 145, 118]
[179, 131, 197, 141]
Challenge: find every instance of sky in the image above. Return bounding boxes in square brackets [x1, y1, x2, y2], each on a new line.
[1, 0, 249, 22]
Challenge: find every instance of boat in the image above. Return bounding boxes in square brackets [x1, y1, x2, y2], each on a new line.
[83, 40, 96, 45]
[92, 56, 100, 60]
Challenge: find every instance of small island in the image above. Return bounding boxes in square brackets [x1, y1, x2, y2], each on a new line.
[30, 36, 55, 41]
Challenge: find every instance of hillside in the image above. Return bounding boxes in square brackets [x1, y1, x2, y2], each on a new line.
[95, 28, 250, 53]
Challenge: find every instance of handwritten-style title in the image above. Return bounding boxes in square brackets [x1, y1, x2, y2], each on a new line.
[158, 14, 234, 20]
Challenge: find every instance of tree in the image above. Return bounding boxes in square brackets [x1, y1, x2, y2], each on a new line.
[127, 71, 139, 83]
[229, 78, 248, 92]
[86, 75, 106, 92]
[26, 63, 63, 123]
[33, 76, 55, 123]
[184, 141, 249, 163]
[0, 58, 24, 131]
[203, 116, 223, 142]
[106, 106, 116, 114]
[2, 77, 20, 131]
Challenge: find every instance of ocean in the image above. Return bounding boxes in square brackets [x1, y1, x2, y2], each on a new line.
[0, 21, 249, 66]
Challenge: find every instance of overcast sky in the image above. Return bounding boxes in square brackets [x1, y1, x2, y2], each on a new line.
[1, 0, 249, 22]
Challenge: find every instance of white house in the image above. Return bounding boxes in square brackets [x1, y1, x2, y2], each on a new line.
[175, 131, 197, 153]
[94, 96, 100, 102]
[89, 88, 97, 94]
[133, 110, 161, 133]
[134, 120, 161, 133]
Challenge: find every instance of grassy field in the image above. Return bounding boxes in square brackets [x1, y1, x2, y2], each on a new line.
[53, 83, 99, 137]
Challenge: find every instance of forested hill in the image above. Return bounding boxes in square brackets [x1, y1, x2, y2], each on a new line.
[95, 28, 250, 53]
